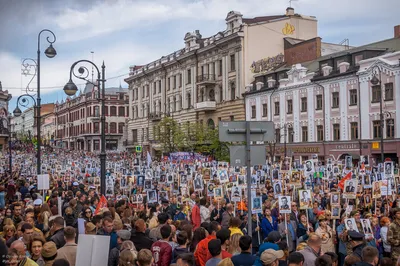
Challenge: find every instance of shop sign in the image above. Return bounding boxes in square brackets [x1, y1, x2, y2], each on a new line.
[335, 143, 359, 150]
[372, 142, 380, 149]
[272, 146, 320, 154]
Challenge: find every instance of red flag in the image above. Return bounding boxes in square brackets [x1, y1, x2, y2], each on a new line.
[94, 195, 107, 215]
[338, 171, 352, 190]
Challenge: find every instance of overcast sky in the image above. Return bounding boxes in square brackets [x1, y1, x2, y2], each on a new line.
[0, 0, 398, 111]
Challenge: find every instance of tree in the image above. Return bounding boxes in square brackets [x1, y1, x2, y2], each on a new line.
[156, 117, 185, 153]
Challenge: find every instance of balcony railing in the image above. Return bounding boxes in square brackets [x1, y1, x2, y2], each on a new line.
[149, 112, 162, 121]
[196, 74, 216, 84]
[195, 101, 216, 111]
[123, 140, 138, 147]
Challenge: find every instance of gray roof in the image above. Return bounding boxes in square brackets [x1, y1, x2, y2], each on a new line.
[83, 82, 128, 95]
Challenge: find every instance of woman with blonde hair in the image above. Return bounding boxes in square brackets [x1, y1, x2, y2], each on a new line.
[227, 233, 242, 255]
[38, 203, 52, 232]
[118, 249, 136, 266]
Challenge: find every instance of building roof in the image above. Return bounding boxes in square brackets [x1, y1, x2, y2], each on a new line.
[242, 15, 286, 24]
[82, 82, 128, 95]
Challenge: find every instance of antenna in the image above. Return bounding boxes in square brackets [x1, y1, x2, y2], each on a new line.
[91, 51, 94, 83]
[289, 0, 298, 7]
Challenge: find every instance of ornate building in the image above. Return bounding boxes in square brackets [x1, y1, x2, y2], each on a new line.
[0, 82, 12, 149]
[54, 83, 129, 151]
[244, 30, 400, 163]
[125, 7, 319, 154]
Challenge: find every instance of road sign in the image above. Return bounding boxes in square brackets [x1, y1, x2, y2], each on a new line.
[229, 145, 266, 167]
[219, 121, 275, 142]
[372, 142, 380, 149]
[135, 146, 142, 153]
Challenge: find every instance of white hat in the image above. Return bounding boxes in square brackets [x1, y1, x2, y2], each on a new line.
[33, 199, 43, 206]
[73, 182, 79, 186]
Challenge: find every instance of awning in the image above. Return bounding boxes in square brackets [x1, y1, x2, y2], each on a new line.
[339, 153, 360, 160]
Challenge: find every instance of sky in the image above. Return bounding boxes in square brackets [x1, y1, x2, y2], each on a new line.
[0, 0, 399, 112]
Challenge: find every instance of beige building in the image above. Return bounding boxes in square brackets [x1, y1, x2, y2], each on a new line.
[125, 7, 318, 154]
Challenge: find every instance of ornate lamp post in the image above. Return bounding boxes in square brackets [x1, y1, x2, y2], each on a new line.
[64, 60, 106, 195]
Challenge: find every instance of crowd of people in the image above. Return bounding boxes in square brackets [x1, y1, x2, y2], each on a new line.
[0, 147, 400, 266]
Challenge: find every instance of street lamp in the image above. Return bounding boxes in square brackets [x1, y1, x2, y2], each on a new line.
[64, 60, 106, 195]
[370, 65, 385, 163]
[281, 123, 294, 158]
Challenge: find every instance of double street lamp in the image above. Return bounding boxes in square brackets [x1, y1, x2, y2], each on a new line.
[280, 123, 294, 158]
[63, 60, 107, 195]
[13, 29, 57, 176]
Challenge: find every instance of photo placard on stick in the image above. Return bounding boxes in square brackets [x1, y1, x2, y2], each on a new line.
[372, 181, 382, 199]
[251, 197, 262, 214]
[343, 179, 357, 199]
[298, 190, 312, 209]
[345, 218, 358, 232]
[278, 196, 291, 214]
[231, 186, 242, 202]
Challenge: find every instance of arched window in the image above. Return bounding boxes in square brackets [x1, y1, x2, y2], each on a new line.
[110, 106, 117, 116]
[207, 119, 215, 130]
[104, 122, 108, 133]
[94, 106, 100, 117]
[118, 106, 125, 117]
[187, 93, 191, 108]
[110, 122, 117, 133]
[209, 89, 215, 101]
[118, 123, 124, 134]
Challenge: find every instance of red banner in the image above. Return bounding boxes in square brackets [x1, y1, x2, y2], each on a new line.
[338, 171, 352, 190]
[94, 195, 108, 215]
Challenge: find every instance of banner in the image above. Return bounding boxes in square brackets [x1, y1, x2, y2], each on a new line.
[94, 195, 107, 215]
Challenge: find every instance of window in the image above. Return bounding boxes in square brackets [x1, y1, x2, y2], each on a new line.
[173, 76, 176, 89]
[158, 80, 161, 93]
[167, 77, 170, 90]
[349, 89, 358, 105]
[179, 74, 182, 87]
[94, 106, 99, 117]
[135, 88, 138, 100]
[230, 115, 234, 121]
[104, 122, 108, 134]
[219, 60, 223, 76]
[354, 54, 364, 64]
[373, 120, 382, 139]
[146, 85, 149, 97]
[317, 125, 324, 141]
[251, 105, 256, 118]
[132, 129, 138, 142]
[275, 129, 281, 143]
[302, 126, 308, 142]
[93, 140, 100, 151]
[301, 97, 307, 112]
[187, 69, 191, 84]
[350, 122, 358, 140]
[385, 83, 393, 101]
[187, 93, 191, 108]
[153, 82, 156, 94]
[316, 95, 323, 110]
[333, 123, 340, 140]
[372, 85, 381, 103]
[274, 102, 280, 116]
[118, 123, 124, 134]
[231, 84, 236, 100]
[110, 122, 116, 133]
[287, 100, 293, 114]
[230, 54, 235, 71]
[387, 119, 395, 138]
[118, 106, 125, 117]
[110, 106, 117, 116]
[142, 86, 145, 98]
[262, 103, 268, 117]
[288, 127, 294, 143]
[332, 92, 339, 108]
[94, 122, 99, 133]
[104, 106, 109, 116]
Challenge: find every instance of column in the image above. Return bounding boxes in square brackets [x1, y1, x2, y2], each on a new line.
[307, 87, 315, 142]
[222, 57, 226, 101]
[129, 86, 133, 119]
[293, 90, 300, 142]
[395, 73, 400, 138]
[359, 80, 370, 139]
[323, 84, 331, 141]
[161, 78, 166, 113]
[181, 70, 185, 109]
[192, 65, 197, 106]
[235, 51, 240, 98]
[339, 81, 348, 141]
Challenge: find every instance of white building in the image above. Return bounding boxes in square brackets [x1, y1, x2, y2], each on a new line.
[244, 34, 400, 163]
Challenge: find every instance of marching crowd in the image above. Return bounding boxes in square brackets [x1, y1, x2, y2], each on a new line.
[0, 147, 400, 266]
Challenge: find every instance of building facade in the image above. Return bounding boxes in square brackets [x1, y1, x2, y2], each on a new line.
[0, 82, 12, 149]
[244, 33, 400, 164]
[11, 107, 34, 139]
[125, 7, 318, 154]
[54, 83, 129, 151]
[41, 112, 56, 146]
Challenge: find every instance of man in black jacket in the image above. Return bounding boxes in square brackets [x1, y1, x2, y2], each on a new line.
[48, 216, 66, 249]
[131, 219, 153, 251]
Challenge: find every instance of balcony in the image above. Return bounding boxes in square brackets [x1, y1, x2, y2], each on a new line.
[90, 114, 100, 121]
[196, 74, 216, 85]
[149, 112, 162, 121]
[123, 140, 138, 147]
[195, 101, 216, 112]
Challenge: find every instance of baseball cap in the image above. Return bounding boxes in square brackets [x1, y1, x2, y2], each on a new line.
[261, 249, 284, 264]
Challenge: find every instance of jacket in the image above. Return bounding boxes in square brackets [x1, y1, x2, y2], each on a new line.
[97, 228, 118, 250]
[20, 258, 39, 266]
[254, 242, 279, 266]
[231, 252, 256, 266]
[191, 204, 201, 230]
[151, 240, 172, 266]
[56, 242, 77, 266]
[387, 219, 400, 260]
[49, 228, 66, 249]
[299, 246, 320, 266]
[194, 235, 216, 266]
[278, 220, 297, 252]
[171, 246, 189, 263]
[108, 245, 120, 266]
[261, 216, 278, 239]
[221, 211, 233, 229]
[131, 231, 153, 251]
[173, 212, 186, 221]
[210, 208, 223, 224]
[352, 243, 366, 260]
[149, 224, 163, 242]
[228, 227, 243, 236]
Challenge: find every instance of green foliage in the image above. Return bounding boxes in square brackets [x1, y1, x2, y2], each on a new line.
[155, 117, 229, 161]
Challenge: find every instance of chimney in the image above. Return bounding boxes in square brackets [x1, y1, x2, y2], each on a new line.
[286, 7, 294, 16]
[395, 25, 400, 38]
